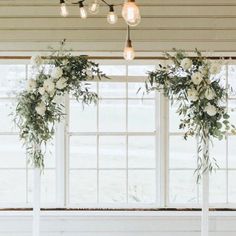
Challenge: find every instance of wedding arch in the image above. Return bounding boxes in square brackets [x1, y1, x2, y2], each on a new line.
[145, 49, 235, 236]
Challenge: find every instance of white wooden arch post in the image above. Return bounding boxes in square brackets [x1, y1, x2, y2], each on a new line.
[201, 133, 210, 236]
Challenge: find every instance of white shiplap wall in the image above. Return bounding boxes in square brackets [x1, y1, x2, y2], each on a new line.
[0, 0, 236, 54]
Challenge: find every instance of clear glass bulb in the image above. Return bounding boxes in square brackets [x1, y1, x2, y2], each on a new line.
[122, 0, 141, 26]
[107, 12, 118, 24]
[89, 0, 99, 14]
[123, 45, 135, 60]
[80, 7, 88, 19]
[60, 3, 68, 17]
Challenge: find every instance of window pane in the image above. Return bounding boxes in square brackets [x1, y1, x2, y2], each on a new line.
[99, 82, 126, 98]
[99, 100, 126, 132]
[210, 139, 226, 168]
[99, 136, 126, 168]
[209, 171, 227, 203]
[0, 100, 17, 132]
[128, 100, 155, 132]
[99, 65, 126, 76]
[169, 170, 198, 204]
[0, 135, 26, 168]
[99, 170, 126, 203]
[228, 100, 236, 124]
[70, 100, 97, 132]
[228, 65, 236, 97]
[128, 65, 155, 76]
[228, 136, 236, 168]
[70, 136, 97, 169]
[169, 136, 197, 169]
[128, 170, 156, 203]
[128, 82, 155, 99]
[0, 170, 26, 203]
[228, 170, 236, 203]
[128, 136, 155, 168]
[169, 103, 182, 133]
[69, 170, 97, 204]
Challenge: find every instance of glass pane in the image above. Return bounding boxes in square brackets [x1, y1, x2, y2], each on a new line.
[70, 136, 97, 169]
[0, 65, 26, 97]
[169, 136, 197, 169]
[228, 136, 236, 168]
[128, 170, 156, 203]
[228, 100, 236, 124]
[228, 65, 236, 97]
[0, 100, 17, 132]
[70, 100, 97, 132]
[128, 82, 155, 99]
[0, 170, 26, 203]
[0, 135, 26, 168]
[169, 103, 183, 133]
[209, 138, 226, 168]
[28, 170, 56, 204]
[169, 170, 198, 204]
[99, 170, 126, 203]
[69, 170, 97, 204]
[99, 136, 126, 168]
[228, 170, 236, 203]
[99, 100, 126, 132]
[128, 100, 155, 132]
[99, 82, 126, 98]
[43, 139, 56, 168]
[209, 170, 227, 203]
[128, 136, 155, 168]
[99, 65, 126, 76]
[128, 65, 155, 76]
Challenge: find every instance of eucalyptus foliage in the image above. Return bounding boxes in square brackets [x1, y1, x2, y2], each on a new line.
[14, 50, 106, 169]
[145, 49, 236, 180]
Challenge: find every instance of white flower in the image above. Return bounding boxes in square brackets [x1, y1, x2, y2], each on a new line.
[53, 95, 64, 104]
[31, 55, 42, 66]
[43, 78, 55, 93]
[56, 77, 67, 90]
[38, 87, 45, 95]
[199, 66, 208, 76]
[62, 59, 69, 66]
[180, 58, 192, 70]
[210, 62, 221, 75]
[51, 67, 63, 79]
[205, 88, 215, 100]
[191, 72, 203, 85]
[35, 102, 46, 116]
[187, 88, 198, 102]
[204, 103, 217, 116]
[26, 79, 37, 92]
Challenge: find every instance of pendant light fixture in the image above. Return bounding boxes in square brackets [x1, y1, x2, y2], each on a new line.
[78, 0, 88, 19]
[123, 26, 135, 60]
[60, 0, 69, 17]
[89, 0, 100, 14]
[107, 5, 118, 24]
[122, 0, 141, 27]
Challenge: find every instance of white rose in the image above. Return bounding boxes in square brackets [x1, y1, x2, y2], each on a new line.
[205, 88, 215, 100]
[43, 78, 55, 93]
[38, 87, 45, 95]
[35, 102, 46, 116]
[210, 62, 221, 75]
[56, 77, 67, 90]
[191, 72, 203, 85]
[187, 88, 198, 102]
[180, 58, 192, 70]
[30, 55, 42, 66]
[26, 79, 37, 92]
[53, 95, 64, 104]
[51, 67, 63, 79]
[204, 103, 217, 116]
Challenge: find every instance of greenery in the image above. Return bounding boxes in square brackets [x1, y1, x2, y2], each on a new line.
[145, 49, 236, 181]
[14, 49, 107, 169]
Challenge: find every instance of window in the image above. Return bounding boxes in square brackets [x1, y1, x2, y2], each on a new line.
[0, 59, 235, 209]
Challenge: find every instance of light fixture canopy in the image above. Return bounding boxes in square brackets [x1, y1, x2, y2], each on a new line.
[60, 0, 69, 17]
[107, 5, 118, 24]
[122, 0, 141, 27]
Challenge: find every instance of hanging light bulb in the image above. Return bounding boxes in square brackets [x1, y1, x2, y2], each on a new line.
[107, 5, 118, 24]
[60, 0, 68, 17]
[89, 0, 99, 14]
[122, 0, 141, 27]
[123, 26, 135, 60]
[79, 1, 87, 19]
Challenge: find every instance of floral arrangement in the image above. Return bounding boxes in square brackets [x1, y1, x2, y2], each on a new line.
[145, 49, 235, 180]
[14, 50, 106, 169]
